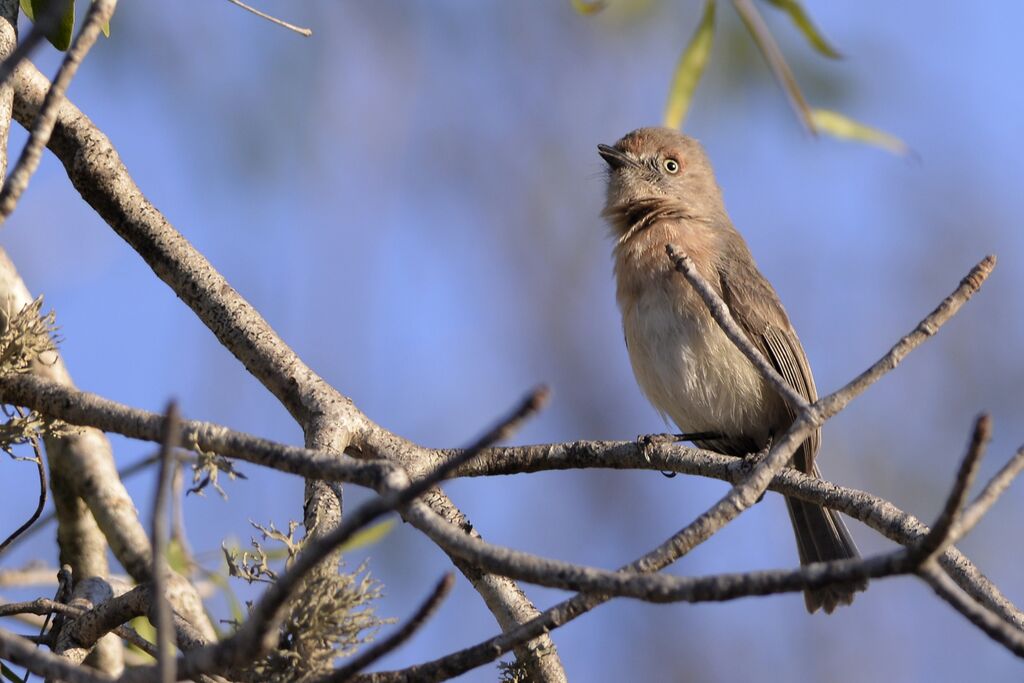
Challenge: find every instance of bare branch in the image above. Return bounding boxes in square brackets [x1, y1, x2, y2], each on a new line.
[0, 627, 114, 683]
[913, 414, 990, 563]
[0, 424, 46, 552]
[818, 255, 996, 419]
[358, 418, 1024, 681]
[0, 597, 156, 658]
[920, 565, 1024, 658]
[51, 576, 123, 667]
[952, 444, 1024, 543]
[152, 403, 180, 683]
[0, 0, 18, 181]
[0, 372, 387, 489]
[666, 245, 807, 411]
[324, 573, 455, 682]
[0, 0, 118, 221]
[8, 60, 350, 430]
[225, 0, 312, 36]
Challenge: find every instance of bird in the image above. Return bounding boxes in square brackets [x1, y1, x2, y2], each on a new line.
[598, 126, 865, 613]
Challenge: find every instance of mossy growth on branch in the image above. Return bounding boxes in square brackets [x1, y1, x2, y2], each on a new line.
[225, 520, 392, 682]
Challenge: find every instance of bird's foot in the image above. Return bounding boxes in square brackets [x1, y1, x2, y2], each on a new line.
[741, 437, 774, 503]
[637, 432, 722, 478]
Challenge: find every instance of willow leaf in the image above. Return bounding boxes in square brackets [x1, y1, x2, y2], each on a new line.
[811, 108, 908, 155]
[664, 0, 716, 130]
[24, 0, 75, 51]
[763, 0, 840, 58]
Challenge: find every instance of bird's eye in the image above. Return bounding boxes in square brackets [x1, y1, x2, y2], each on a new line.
[663, 158, 681, 174]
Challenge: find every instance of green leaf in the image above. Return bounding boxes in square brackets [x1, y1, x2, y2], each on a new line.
[1, 662, 23, 683]
[763, 0, 840, 58]
[570, 0, 606, 15]
[663, 0, 716, 130]
[128, 615, 157, 659]
[810, 108, 908, 155]
[24, 0, 75, 51]
[339, 519, 395, 552]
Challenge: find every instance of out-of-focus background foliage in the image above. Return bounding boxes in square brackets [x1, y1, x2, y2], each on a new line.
[3, 2, 1023, 680]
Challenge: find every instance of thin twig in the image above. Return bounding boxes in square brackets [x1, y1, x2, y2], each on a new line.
[818, 255, 996, 420]
[913, 414, 990, 562]
[731, 0, 815, 133]
[0, 0, 119, 222]
[152, 403, 180, 683]
[920, 565, 1024, 658]
[952, 444, 1024, 543]
[0, 598, 156, 658]
[0, 451, 195, 555]
[0, 423, 47, 553]
[665, 245, 807, 411]
[170, 457, 195, 570]
[0, 627, 115, 683]
[225, 0, 312, 36]
[0, 373, 387, 490]
[324, 574, 455, 682]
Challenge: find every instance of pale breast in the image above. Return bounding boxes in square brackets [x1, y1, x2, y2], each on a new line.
[621, 282, 782, 446]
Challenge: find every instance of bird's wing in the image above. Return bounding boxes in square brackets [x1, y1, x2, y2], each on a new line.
[717, 261, 820, 472]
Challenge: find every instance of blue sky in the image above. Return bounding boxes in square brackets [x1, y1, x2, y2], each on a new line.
[4, 2, 1024, 681]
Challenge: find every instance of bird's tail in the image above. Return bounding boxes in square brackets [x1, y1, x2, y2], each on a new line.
[785, 496, 867, 613]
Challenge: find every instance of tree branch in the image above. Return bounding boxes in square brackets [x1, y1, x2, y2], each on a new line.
[121, 388, 548, 682]
[0, 0, 118, 221]
[0, 627, 114, 683]
[151, 404, 180, 683]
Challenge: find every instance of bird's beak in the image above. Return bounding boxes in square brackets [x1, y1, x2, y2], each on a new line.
[597, 143, 634, 170]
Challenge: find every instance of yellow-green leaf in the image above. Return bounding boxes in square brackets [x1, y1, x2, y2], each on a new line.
[763, 0, 840, 58]
[339, 519, 395, 552]
[810, 108, 908, 155]
[129, 615, 157, 659]
[570, 0, 606, 15]
[663, 0, 716, 130]
[24, 0, 75, 51]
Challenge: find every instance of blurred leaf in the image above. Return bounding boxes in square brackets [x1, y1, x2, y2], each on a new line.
[1, 662, 22, 683]
[810, 108, 908, 155]
[663, 0, 716, 130]
[732, 0, 814, 132]
[101, 18, 110, 38]
[339, 519, 395, 552]
[166, 538, 189, 573]
[570, 0, 606, 15]
[763, 0, 840, 58]
[129, 615, 157, 660]
[22, 0, 75, 51]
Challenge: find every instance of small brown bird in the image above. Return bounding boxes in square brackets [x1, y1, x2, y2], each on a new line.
[598, 127, 865, 613]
